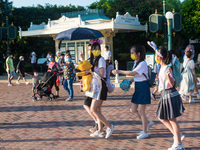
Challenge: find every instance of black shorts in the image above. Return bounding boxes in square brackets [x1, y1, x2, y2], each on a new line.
[83, 79, 108, 106]
[19, 70, 25, 77]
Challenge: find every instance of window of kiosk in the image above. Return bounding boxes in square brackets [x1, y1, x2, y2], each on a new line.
[68, 42, 76, 63]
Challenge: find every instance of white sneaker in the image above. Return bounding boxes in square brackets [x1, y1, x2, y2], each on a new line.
[90, 130, 104, 138]
[147, 120, 154, 132]
[137, 131, 149, 139]
[8, 84, 13, 86]
[189, 99, 196, 103]
[173, 133, 185, 141]
[197, 94, 200, 99]
[105, 124, 115, 139]
[168, 142, 184, 150]
[181, 95, 188, 101]
[16, 81, 20, 84]
[66, 98, 73, 101]
[25, 81, 29, 85]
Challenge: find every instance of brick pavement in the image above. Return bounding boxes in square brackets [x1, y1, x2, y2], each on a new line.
[0, 83, 199, 150]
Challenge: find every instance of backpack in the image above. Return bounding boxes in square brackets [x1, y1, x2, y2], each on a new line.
[171, 60, 182, 88]
[143, 66, 156, 87]
[106, 65, 115, 93]
[120, 79, 130, 94]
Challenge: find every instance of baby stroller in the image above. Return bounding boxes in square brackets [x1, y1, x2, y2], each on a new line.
[33, 72, 57, 101]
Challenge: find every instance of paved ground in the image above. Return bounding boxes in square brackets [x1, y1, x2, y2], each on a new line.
[0, 82, 199, 150]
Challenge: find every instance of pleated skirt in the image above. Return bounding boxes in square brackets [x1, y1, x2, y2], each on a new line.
[156, 87, 185, 120]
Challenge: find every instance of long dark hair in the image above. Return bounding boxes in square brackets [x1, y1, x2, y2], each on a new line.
[158, 46, 172, 65]
[131, 45, 146, 68]
[90, 42, 101, 71]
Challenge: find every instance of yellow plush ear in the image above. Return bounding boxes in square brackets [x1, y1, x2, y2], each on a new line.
[76, 66, 79, 70]
[90, 64, 93, 68]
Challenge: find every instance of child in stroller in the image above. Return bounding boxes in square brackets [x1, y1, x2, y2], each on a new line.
[26, 71, 57, 101]
[36, 71, 58, 101]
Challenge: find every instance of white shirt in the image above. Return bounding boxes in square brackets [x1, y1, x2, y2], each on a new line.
[31, 55, 36, 64]
[132, 61, 148, 82]
[103, 50, 112, 60]
[94, 57, 106, 78]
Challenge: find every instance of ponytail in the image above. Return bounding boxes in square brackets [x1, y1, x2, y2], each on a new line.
[158, 46, 172, 65]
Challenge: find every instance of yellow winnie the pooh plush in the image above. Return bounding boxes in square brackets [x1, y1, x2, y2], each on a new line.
[76, 60, 93, 91]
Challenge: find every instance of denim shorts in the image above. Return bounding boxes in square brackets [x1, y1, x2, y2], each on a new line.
[8, 71, 15, 78]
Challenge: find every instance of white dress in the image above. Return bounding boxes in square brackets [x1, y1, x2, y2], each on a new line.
[179, 60, 195, 95]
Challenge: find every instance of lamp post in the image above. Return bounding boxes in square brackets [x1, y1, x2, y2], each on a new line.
[165, 11, 173, 51]
[163, 0, 168, 48]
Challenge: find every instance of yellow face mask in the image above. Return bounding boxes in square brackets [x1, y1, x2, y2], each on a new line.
[131, 54, 137, 60]
[88, 51, 91, 57]
[93, 50, 101, 57]
[155, 56, 161, 64]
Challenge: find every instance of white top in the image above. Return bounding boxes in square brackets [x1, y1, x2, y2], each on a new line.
[132, 61, 148, 82]
[94, 57, 106, 78]
[103, 50, 112, 60]
[31, 55, 36, 64]
[183, 59, 195, 69]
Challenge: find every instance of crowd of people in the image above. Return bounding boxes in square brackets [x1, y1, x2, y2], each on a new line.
[5, 40, 199, 149]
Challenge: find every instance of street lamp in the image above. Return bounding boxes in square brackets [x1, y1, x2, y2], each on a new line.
[165, 11, 173, 51]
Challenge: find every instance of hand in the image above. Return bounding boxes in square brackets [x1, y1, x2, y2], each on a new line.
[84, 70, 91, 75]
[129, 78, 134, 84]
[166, 67, 171, 77]
[112, 70, 118, 75]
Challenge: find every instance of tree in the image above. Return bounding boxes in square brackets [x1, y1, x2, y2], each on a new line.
[181, 0, 200, 40]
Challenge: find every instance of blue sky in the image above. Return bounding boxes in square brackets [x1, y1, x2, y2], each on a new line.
[11, 0, 184, 8]
[11, 0, 99, 8]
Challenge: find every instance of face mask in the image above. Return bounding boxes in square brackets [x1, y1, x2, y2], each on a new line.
[131, 54, 137, 60]
[34, 73, 38, 77]
[67, 58, 71, 62]
[21, 58, 24, 61]
[10, 55, 13, 58]
[49, 58, 53, 61]
[105, 48, 107, 51]
[88, 51, 91, 56]
[155, 56, 161, 64]
[93, 50, 101, 57]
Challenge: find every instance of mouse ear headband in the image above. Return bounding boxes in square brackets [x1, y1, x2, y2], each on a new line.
[147, 41, 163, 57]
[89, 39, 103, 45]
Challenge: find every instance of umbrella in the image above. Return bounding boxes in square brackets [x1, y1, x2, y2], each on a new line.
[55, 27, 104, 41]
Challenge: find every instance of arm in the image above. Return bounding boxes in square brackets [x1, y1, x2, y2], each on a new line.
[6, 63, 10, 71]
[192, 68, 198, 82]
[112, 70, 138, 76]
[25, 72, 32, 77]
[166, 68, 174, 87]
[98, 67, 105, 78]
[80, 52, 85, 61]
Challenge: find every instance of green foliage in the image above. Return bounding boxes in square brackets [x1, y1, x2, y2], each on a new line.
[181, 0, 200, 39]
[0, 4, 85, 64]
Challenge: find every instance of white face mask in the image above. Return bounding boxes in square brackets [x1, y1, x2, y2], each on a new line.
[10, 55, 13, 58]
[34, 73, 38, 77]
[21, 58, 24, 61]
